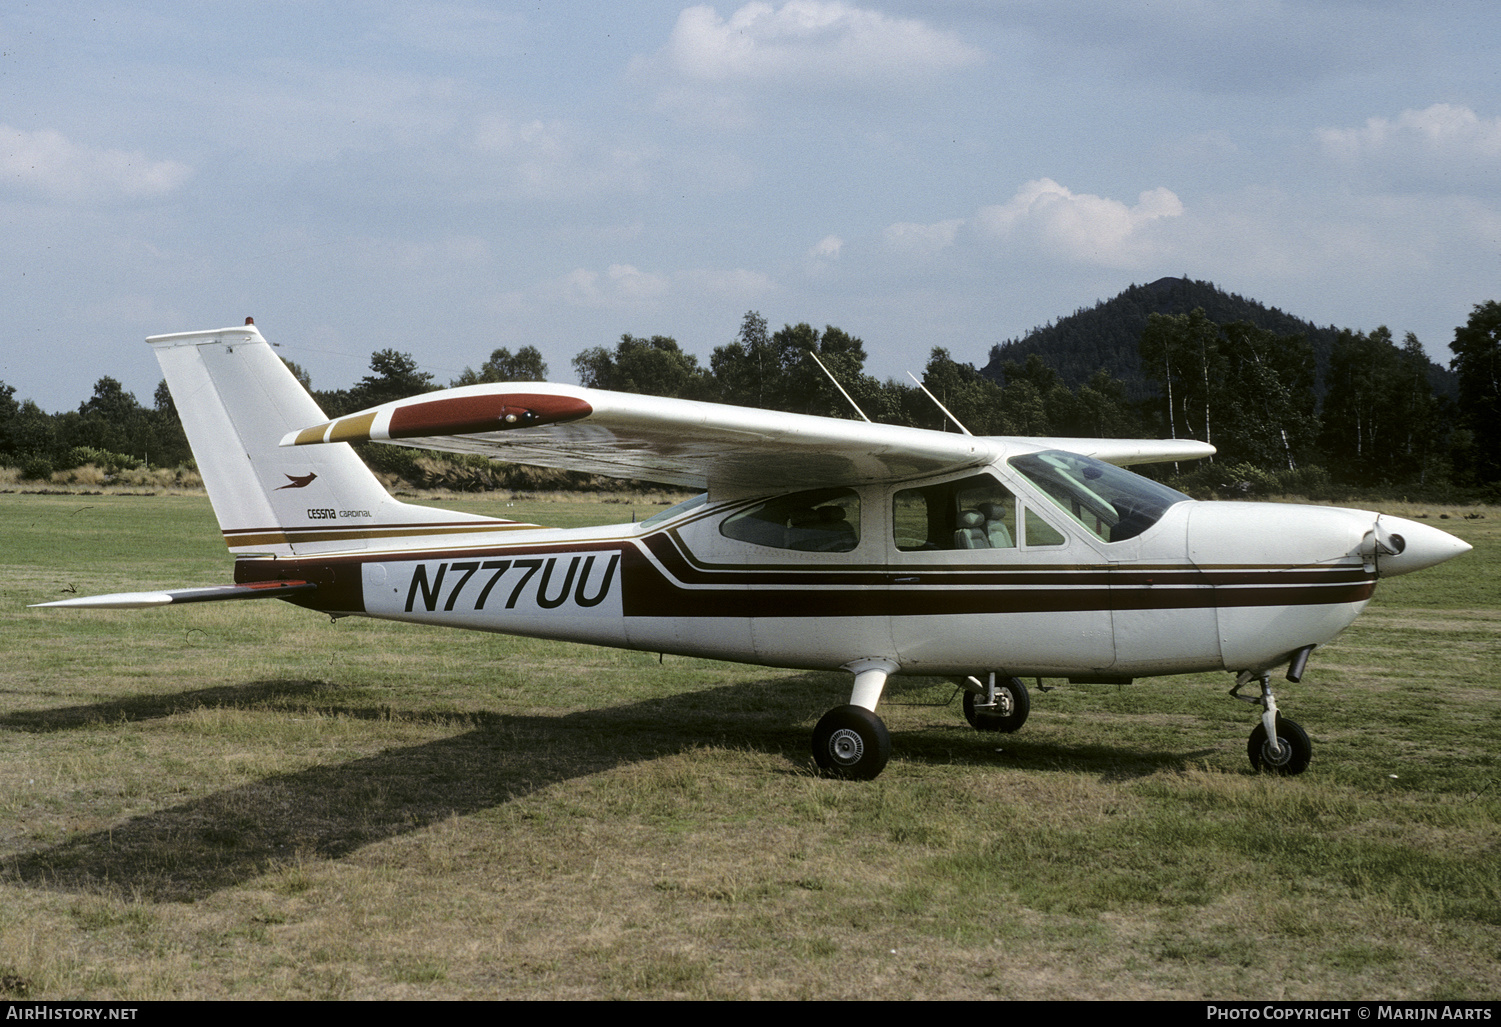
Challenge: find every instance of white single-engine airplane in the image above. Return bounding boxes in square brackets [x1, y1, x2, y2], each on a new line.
[36, 323, 1471, 780]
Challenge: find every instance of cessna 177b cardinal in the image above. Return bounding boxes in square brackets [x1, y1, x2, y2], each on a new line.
[35, 323, 1471, 780]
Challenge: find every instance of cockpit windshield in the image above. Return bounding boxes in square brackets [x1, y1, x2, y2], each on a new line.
[1008, 451, 1190, 543]
[639, 492, 707, 529]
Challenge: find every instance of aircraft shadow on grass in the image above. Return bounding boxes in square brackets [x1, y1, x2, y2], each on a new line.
[3, 676, 1206, 903]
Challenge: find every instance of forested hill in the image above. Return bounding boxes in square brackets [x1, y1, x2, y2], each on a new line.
[982, 277, 1454, 402]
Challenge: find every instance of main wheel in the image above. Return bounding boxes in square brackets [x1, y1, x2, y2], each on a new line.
[963, 677, 1031, 733]
[812, 705, 892, 780]
[1248, 716, 1312, 775]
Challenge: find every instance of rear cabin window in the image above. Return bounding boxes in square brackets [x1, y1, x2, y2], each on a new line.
[719, 488, 861, 553]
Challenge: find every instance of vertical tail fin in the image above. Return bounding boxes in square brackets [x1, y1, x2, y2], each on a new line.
[150, 324, 486, 556]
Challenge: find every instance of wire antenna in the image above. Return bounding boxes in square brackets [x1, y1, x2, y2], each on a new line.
[906, 372, 973, 436]
[805, 350, 871, 422]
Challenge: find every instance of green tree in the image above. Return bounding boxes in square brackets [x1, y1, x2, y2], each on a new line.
[314, 350, 438, 418]
[1320, 327, 1406, 485]
[453, 346, 549, 386]
[356, 350, 436, 406]
[1392, 332, 1445, 485]
[60, 377, 146, 458]
[282, 360, 313, 393]
[915, 348, 1005, 434]
[10, 400, 55, 459]
[764, 322, 877, 419]
[79, 377, 141, 423]
[1060, 368, 1142, 440]
[573, 334, 707, 398]
[0, 380, 18, 459]
[1139, 309, 1223, 450]
[710, 311, 778, 407]
[1449, 300, 1501, 484]
[1214, 322, 1318, 469]
[999, 378, 1050, 436]
[150, 380, 192, 467]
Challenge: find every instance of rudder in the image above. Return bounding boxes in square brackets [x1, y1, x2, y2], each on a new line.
[150, 324, 479, 556]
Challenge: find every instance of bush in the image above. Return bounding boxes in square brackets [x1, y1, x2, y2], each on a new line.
[1170, 461, 1279, 498]
[63, 446, 142, 473]
[19, 455, 53, 481]
[1168, 462, 1339, 501]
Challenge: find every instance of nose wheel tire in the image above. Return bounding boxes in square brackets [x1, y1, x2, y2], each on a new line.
[963, 677, 1031, 733]
[813, 705, 892, 780]
[1248, 716, 1311, 775]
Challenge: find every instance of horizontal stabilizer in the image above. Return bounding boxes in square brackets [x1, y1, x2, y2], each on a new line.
[31, 580, 316, 610]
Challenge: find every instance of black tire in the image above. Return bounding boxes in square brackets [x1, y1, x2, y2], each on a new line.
[962, 677, 1031, 733]
[812, 705, 892, 780]
[1247, 716, 1312, 775]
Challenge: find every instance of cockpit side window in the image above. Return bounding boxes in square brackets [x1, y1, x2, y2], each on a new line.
[1008, 450, 1191, 543]
[720, 488, 861, 553]
[894, 474, 1020, 552]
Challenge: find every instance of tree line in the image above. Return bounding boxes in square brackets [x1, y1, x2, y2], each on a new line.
[2, 302, 1497, 497]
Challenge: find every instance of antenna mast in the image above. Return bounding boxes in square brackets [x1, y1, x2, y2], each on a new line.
[906, 372, 973, 436]
[805, 350, 871, 423]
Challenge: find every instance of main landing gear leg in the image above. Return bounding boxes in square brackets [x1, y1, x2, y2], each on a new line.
[1231, 671, 1312, 775]
[812, 659, 898, 780]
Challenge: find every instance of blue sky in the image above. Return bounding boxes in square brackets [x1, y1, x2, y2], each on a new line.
[3, 1, 1498, 412]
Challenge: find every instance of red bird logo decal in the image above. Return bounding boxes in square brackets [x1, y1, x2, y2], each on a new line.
[276, 473, 318, 490]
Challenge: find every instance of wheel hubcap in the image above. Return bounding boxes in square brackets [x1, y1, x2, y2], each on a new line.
[830, 728, 863, 764]
[1262, 737, 1290, 766]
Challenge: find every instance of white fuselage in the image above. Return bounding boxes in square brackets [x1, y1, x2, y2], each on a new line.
[238, 460, 1449, 681]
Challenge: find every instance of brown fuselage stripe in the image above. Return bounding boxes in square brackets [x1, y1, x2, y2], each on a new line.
[234, 531, 1377, 618]
[645, 531, 1371, 590]
[223, 519, 540, 548]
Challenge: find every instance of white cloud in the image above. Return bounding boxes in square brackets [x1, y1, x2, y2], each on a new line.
[1317, 104, 1501, 190]
[882, 219, 963, 259]
[609, 263, 672, 302]
[549, 264, 671, 308]
[215, 65, 462, 163]
[976, 178, 1183, 267]
[653, 2, 982, 87]
[809, 234, 843, 259]
[0, 124, 191, 202]
[680, 267, 778, 299]
[473, 116, 653, 199]
[350, 235, 493, 276]
[542, 262, 775, 309]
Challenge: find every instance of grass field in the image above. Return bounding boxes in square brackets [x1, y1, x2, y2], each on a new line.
[1, 488, 1497, 1000]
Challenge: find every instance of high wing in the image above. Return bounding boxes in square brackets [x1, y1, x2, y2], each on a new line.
[281, 383, 1214, 498]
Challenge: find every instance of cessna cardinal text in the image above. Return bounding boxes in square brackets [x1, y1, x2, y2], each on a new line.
[35, 324, 1471, 780]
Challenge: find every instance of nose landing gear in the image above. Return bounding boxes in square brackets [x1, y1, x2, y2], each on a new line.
[1248, 715, 1311, 774]
[1232, 670, 1312, 775]
[961, 673, 1031, 734]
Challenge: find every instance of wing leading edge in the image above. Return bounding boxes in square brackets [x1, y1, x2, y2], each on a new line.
[281, 383, 1213, 497]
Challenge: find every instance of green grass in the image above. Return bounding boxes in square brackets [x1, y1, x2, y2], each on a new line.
[0, 490, 1497, 999]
